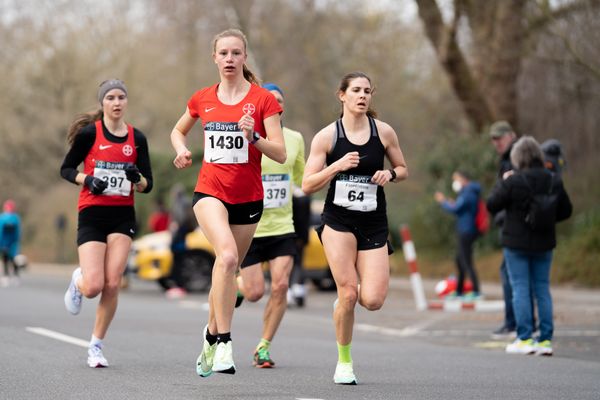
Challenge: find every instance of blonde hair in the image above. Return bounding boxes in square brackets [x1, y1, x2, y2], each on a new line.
[212, 28, 259, 85]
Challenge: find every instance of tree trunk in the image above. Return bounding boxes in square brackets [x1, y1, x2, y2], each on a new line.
[415, 0, 493, 132]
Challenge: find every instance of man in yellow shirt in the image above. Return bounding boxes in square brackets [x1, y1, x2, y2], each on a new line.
[238, 83, 305, 368]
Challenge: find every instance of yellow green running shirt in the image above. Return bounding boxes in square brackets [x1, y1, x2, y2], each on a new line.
[254, 127, 305, 237]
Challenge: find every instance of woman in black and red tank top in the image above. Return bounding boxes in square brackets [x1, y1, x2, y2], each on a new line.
[302, 72, 408, 385]
[59, 79, 153, 368]
[169, 29, 286, 376]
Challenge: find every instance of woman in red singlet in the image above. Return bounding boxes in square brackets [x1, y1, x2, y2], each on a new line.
[60, 79, 153, 368]
[170, 28, 286, 377]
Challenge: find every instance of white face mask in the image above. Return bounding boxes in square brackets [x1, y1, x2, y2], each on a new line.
[452, 180, 463, 193]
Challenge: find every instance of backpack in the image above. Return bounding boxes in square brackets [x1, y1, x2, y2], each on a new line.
[475, 199, 490, 235]
[524, 174, 558, 232]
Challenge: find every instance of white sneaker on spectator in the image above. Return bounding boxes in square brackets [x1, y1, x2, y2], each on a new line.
[506, 338, 535, 355]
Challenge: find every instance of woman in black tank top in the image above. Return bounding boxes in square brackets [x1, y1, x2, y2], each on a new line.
[302, 72, 408, 385]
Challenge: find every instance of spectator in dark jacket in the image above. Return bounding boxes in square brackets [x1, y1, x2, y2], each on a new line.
[488, 120, 534, 339]
[435, 171, 482, 299]
[487, 136, 572, 356]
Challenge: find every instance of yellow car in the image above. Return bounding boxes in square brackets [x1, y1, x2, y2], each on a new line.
[128, 227, 333, 292]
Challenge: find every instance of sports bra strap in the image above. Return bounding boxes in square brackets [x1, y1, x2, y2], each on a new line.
[368, 116, 379, 137]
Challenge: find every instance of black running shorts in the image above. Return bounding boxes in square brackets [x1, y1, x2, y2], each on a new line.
[240, 233, 297, 268]
[192, 192, 263, 225]
[77, 206, 136, 246]
[316, 211, 394, 255]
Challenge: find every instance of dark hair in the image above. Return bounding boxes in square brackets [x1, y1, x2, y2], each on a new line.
[454, 170, 472, 181]
[67, 109, 103, 146]
[337, 71, 377, 118]
[212, 28, 260, 85]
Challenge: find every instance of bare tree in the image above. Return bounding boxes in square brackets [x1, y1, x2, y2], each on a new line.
[415, 0, 600, 132]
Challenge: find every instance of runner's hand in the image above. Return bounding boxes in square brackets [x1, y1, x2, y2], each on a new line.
[173, 149, 192, 169]
[371, 169, 392, 186]
[84, 175, 108, 195]
[238, 114, 255, 140]
[335, 151, 360, 172]
[124, 165, 141, 183]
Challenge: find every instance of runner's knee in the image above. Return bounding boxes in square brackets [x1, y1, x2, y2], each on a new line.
[359, 295, 384, 311]
[217, 251, 238, 274]
[245, 285, 265, 302]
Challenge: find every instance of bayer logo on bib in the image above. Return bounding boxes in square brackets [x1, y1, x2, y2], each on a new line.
[333, 175, 377, 212]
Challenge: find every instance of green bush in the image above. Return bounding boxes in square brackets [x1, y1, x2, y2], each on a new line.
[410, 132, 498, 252]
[552, 207, 600, 286]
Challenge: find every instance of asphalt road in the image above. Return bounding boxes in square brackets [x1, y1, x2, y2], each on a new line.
[1, 264, 599, 400]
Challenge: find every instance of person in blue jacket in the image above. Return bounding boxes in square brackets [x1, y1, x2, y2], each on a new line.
[435, 171, 481, 299]
[0, 199, 22, 286]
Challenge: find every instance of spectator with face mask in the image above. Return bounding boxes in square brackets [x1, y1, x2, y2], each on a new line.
[435, 170, 482, 300]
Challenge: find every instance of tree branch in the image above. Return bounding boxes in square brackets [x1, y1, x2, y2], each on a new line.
[528, 0, 600, 33]
[415, 0, 493, 132]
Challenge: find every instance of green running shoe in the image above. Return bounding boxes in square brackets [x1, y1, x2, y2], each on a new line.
[253, 346, 275, 368]
[196, 325, 216, 377]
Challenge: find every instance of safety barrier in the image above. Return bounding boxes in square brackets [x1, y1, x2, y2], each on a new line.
[399, 224, 503, 312]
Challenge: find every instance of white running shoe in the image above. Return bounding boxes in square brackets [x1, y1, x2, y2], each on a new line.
[212, 341, 236, 374]
[535, 340, 553, 356]
[87, 345, 109, 368]
[196, 325, 216, 377]
[64, 268, 83, 315]
[334, 362, 357, 385]
[506, 338, 536, 355]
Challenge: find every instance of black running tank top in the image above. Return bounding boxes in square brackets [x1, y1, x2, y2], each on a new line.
[323, 117, 387, 216]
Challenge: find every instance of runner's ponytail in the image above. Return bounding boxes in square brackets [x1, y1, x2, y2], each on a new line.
[67, 109, 103, 146]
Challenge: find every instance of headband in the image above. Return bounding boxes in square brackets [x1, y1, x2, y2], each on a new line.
[98, 79, 127, 104]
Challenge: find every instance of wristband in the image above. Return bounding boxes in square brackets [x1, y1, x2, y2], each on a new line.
[388, 168, 397, 181]
[249, 131, 261, 145]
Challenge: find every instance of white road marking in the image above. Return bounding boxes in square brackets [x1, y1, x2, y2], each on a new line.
[26, 327, 89, 348]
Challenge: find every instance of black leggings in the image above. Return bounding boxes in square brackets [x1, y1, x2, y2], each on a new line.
[2, 251, 18, 277]
[456, 232, 480, 295]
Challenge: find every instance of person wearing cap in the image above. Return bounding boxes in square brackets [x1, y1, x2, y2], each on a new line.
[540, 139, 566, 178]
[236, 82, 305, 368]
[488, 120, 536, 340]
[59, 78, 154, 368]
[487, 136, 572, 356]
[0, 199, 22, 287]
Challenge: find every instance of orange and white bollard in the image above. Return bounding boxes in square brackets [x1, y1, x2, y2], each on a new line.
[399, 225, 428, 311]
